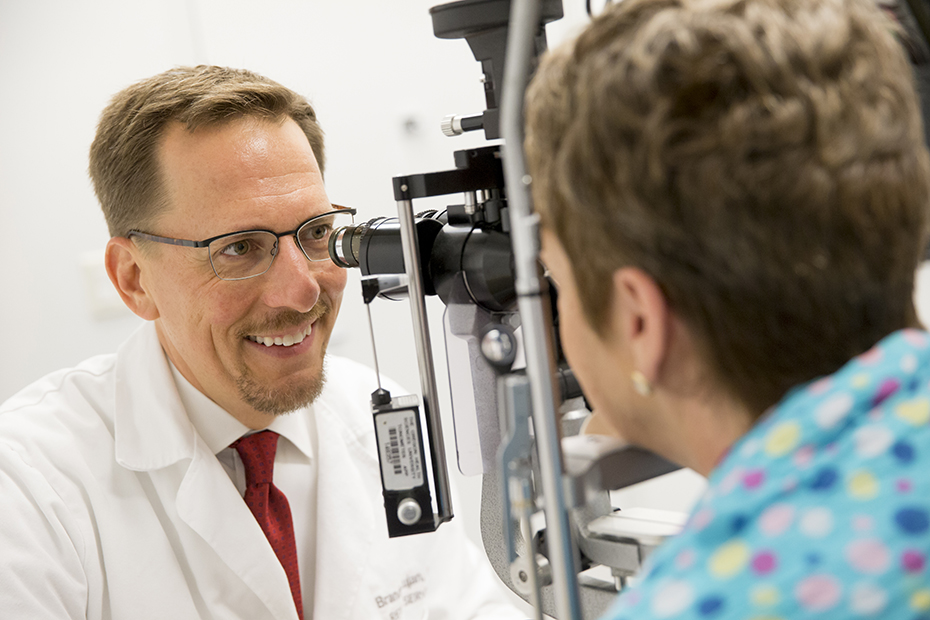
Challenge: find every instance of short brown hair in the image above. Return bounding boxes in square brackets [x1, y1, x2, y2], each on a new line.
[526, 0, 930, 414]
[89, 65, 325, 237]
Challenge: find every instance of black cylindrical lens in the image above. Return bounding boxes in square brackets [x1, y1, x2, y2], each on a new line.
[430, 226, 516, 312]
[329, 225, 360, 268]
[328, 216, 516, 310]
[355, 218, 409, 276]
[327, 217, 404, 272]
[327, 216, 445, 296]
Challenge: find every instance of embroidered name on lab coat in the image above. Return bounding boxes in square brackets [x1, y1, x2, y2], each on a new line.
[374, 573, 426, 618]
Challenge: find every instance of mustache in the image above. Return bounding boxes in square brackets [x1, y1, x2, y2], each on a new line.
[239, 298, 331, 336]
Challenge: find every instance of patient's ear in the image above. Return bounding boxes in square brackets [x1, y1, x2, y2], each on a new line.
[105, 237, 160, 321]
[611, 267, 670, 385]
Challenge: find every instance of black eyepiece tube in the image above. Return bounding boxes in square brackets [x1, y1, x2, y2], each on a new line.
[329, 225, 360, 268]
[327, 216, 445, 296]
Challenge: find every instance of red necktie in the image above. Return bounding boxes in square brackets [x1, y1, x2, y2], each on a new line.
[233, 430, 304, 620]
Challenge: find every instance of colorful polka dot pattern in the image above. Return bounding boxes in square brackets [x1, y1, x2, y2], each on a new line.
[604, 329, 930, 620]
[234, 431, 304, 620]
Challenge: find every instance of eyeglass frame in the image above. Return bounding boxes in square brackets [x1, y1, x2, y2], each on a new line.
[127, 205, 358, 281]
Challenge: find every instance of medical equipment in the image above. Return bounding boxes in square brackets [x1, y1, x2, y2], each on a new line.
[329, 1, 682, 617]
[328, 0, 930, 616]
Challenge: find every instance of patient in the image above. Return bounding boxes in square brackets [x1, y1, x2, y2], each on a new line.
[526, 0, 930, 617]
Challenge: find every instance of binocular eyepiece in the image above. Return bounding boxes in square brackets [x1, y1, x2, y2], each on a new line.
[328, 213, 517, 313]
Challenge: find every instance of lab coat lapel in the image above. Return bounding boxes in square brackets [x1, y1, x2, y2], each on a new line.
[313, 402, 378, 620]
[113, 323, 196, 471]
[114, 323, 299, 620]
[176, 445, 300, 620]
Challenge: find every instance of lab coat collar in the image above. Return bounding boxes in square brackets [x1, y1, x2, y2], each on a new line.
[115, 322, 316, 469]
[114, 322, 302, 619]
[114, 322, 198, 472]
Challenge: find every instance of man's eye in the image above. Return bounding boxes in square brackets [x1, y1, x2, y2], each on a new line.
[221, 240, 253, 256]
[308, 225, 330, 240]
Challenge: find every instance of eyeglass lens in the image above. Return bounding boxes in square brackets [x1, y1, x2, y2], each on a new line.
[297, 212, 344, 260]
[207, 210, 353, 280]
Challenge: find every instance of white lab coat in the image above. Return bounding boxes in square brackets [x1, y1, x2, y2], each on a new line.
[0, 322, 523, 620]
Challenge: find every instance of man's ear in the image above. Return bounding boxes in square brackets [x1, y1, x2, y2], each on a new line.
[611, 267, 670, 385]
[105, 237, 159, 321]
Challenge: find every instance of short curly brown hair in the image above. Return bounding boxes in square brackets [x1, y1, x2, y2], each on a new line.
[89, 65, 325, 237]
[526, 0, 930, 414]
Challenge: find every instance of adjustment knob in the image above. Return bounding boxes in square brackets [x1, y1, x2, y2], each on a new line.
[441, 114, 463, 137]
[440, 113, 484, 137]
[397, 498, 423, 525]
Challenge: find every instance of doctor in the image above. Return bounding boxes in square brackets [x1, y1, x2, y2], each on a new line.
[0, 65, 522, 620]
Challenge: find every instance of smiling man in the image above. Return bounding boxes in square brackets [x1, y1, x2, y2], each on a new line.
[0, 66, 521, 620]
[109, 113, 341, 429]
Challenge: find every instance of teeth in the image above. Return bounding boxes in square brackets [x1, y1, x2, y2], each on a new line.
[248, 324, 313, 348]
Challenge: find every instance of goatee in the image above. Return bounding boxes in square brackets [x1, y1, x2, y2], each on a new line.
[235, 302, 331, 415]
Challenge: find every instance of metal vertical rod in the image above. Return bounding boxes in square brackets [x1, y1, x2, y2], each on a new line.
[396, 198, 454, 523]
[500, 0, 583, 619]
[365, 303, 384, 392]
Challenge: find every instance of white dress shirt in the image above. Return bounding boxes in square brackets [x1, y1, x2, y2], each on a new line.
[170, 364, 318, 618]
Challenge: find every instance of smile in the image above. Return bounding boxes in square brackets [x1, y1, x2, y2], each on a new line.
[246, 323, 314, 348]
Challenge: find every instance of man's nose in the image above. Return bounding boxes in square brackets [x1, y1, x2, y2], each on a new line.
[260, 235, 321, 312]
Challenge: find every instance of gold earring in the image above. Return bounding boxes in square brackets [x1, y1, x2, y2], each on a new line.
[631, 370, 653, 396]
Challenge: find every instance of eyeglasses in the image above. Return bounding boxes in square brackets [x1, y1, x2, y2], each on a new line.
[128, 206, 357, 281]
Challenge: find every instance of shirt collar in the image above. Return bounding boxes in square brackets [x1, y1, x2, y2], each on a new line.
[168, 362, 315, 460]
[711, 328, 930, 480]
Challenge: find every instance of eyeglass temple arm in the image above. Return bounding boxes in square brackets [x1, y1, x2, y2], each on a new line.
[128, 231, 207, 248]
[128, 207, 357, 249]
